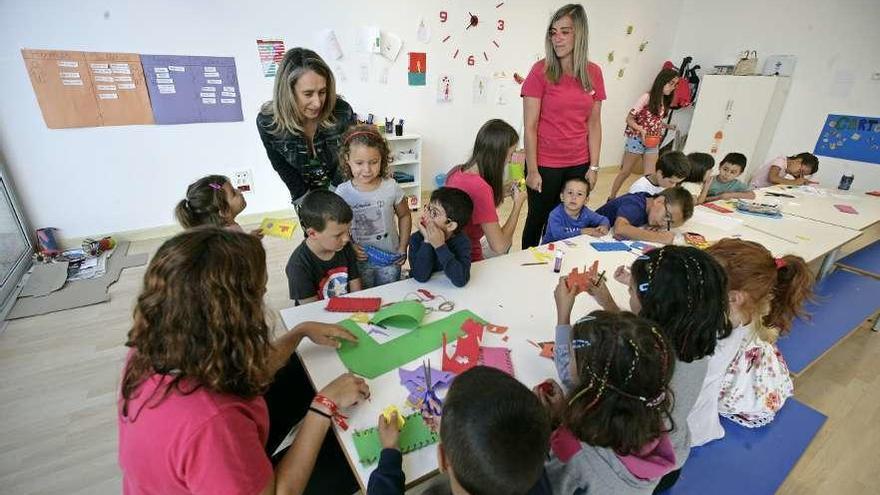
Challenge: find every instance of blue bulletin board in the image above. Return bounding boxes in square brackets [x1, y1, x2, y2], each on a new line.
[814, 114, 880, 165]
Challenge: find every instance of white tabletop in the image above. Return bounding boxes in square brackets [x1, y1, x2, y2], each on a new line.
[685, 205, 862, 264]
[279, 236, 640, 490]
[753, 185, 880, 231]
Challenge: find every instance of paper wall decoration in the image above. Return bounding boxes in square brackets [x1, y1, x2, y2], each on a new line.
[408, 52, 426, 86]
[256, 38, 285, 77]
[141, 54, 243, 124]
[437, 74, 452, 102]
[22, 49, 153, 128]
[814, 114, 880, 165]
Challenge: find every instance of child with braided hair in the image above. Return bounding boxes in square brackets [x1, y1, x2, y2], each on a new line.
[535, 309, 677, 494]
[578, 246, 731, 491]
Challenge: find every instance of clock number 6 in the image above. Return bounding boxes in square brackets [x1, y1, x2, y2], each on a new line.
[497, 19, 505, 30]
[440, 11, 447, 23]
[467, 55, 475, 66]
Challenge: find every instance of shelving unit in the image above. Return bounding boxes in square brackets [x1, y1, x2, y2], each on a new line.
[386, 133, 422, 210]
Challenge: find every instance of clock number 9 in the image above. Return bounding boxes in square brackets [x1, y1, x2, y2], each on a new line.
[497, 19, 505, 31]
[440, 11, 447, 23]
[467, 55, 475, 66]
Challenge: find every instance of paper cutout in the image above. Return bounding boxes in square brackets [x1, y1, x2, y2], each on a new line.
[565, 260, 599, 293]
[326, 296, 382, 313]
[337, 310, 481, 378]
[702, 202, 734, 214]
[370, 300, 426, 329]
[363, 244, 404, 266]
[528, 247, 554, 262]
[834, 204, 858, 214]
[442, 318, 484, 374]
[399, 366, 454, 407]
[379, 31, 403, 62]
[320, 30, 344, 60]
[629, 241, 653, 252]
[351, 312, 371, 324]
[479, 346, 514, 376]
[381, 405, 406, 429]
[438, 75, 452, 102]
[486, 323, 508, 334]
[256, 38, 285, 77]
[358, 26, 381, 53]
[528, 340, 555, 359]
[352, 413, 438, 465]
[684, 232, 712, 249]
[417, 18, 431, 43]
[590, 242, 631, 252]
[259, 217, 297, 239]
[473, 75, 488, 104]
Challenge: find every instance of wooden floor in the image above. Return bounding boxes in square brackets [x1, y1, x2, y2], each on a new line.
[1, 169, 877, 494]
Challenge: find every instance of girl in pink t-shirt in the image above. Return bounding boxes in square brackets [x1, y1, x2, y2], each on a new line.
[520, 4, 606, 249]
[608, 68, 680, 200]
[118, 227, 370, 495]
[445, 119, 526, 262]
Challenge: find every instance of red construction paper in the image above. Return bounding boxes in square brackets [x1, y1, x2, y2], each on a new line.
[442, 318, 483, 374]
[325, 296, 382, 313]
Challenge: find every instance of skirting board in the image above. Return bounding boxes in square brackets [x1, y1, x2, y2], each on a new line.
[6, 241, 148, 320]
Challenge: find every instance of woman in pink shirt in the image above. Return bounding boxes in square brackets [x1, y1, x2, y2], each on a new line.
[118, 227, 370, 495]
[521, 3, 606, 248]
[446, 119, 527, 262]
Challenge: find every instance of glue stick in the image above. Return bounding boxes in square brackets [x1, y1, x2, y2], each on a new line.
[553, 249, 564, 273]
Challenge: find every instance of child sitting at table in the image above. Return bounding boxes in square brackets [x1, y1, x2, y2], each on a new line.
[595, 187, 694, 244]
[627, 151, 691, 196]
[536, 308, 677, 494]
[409, 187, 474, 287]
[286, 189, 362, 305]
[542, 176, 610, 244]
[368, 366, 552, 494]
[699, 152, 756, 203]
[749, 152, 819, 188]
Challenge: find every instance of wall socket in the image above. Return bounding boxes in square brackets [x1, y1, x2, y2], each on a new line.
[231, 169, 254, 193]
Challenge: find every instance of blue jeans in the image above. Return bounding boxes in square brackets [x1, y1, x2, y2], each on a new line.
[358, 262, 402, 288]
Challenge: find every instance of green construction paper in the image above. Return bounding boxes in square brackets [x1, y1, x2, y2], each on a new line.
[352, 413, 439, 465]
[338, 309, 483, 378]
[370, 300, 427, 329]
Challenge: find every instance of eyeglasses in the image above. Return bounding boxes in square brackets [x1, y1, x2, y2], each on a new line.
[424, 204, 451, 223]
[664, 201, 673, 232]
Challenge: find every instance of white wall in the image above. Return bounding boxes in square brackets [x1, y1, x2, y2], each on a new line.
[670, 0, 880, 192]
[0, 0, 683, 238]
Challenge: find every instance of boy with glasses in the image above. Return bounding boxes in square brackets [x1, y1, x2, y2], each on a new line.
[409, 187, 474, 287]
[596, 188, 694, 245]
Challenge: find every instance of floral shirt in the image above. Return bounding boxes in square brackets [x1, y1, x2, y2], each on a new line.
[624, 93, 667, 139]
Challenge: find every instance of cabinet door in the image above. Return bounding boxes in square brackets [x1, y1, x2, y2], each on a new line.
[684, 75, 737, 158]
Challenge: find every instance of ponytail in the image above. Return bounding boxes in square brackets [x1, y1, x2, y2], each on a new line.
[766, 255, 814, 334]
[174, 175, 231, 229]
[174, 199, 199, 229]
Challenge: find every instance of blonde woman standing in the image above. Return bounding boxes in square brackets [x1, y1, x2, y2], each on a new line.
[257, 48, 355, 205]
[521, 4, 606, 249]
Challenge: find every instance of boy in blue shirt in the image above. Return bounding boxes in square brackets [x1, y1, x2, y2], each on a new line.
[542, 177, 610, 244]
[596, 187, 694, 245]
[409, 187, 473, 287]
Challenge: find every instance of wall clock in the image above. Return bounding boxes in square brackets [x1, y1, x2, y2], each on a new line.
[437, 1, 507, 66]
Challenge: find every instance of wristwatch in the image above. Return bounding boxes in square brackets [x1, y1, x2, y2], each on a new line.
[589, 166, 600, 171]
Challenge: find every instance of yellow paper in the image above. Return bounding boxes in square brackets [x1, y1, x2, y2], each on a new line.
[528, 247, 554, 262]
[351, 312, 370, 324]
[260, 217, 297, 239]
[382, 405, 406, 429]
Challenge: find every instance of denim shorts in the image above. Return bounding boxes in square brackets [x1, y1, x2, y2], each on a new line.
[625, 135, 659, 155]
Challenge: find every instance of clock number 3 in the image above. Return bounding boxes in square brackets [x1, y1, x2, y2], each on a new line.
[440, 11, 447, 23]
[497, 19, 505, 31]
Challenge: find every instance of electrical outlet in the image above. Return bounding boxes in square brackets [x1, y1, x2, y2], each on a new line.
[231, 169, 254, 193]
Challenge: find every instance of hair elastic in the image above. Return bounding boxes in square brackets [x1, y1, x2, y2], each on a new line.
[774, 257, 787, 269]
[208, 183, 222, 190]
[344, 130, 380, 144]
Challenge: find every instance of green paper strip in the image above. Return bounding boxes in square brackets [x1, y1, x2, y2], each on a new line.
[370, 300, 427, 329]
[352, 413, 439, 465]
[338, 309, 482, 379]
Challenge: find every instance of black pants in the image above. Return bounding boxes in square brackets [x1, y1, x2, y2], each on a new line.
[263, 356, 359, 495]
[521, 163, 590, 249]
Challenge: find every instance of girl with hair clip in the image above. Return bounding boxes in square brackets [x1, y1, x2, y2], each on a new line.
[335, 125, 412, 288]
[175, 174, 263, 237]
[521, 3, 606, 249]
[582, 246, 731, 491]
[608, 68, 680, 200]
[688, 239, 813, 438]
[445, 119, 526, 261]
[118, 227, 371, 494]
[535, 307, 677, 494]
[257, 47, 355, 205]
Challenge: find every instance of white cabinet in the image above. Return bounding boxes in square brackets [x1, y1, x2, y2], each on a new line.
[684, 75, 791, 179]
[387, 133, 422, 210]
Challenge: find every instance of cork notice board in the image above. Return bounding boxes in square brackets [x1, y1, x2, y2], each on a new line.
[21, 49, 154, 129]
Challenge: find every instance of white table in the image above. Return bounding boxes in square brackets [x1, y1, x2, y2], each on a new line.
[688, 201, 863, 278]
[753, 185, 880, 231]
[279, 236, 638, 491]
